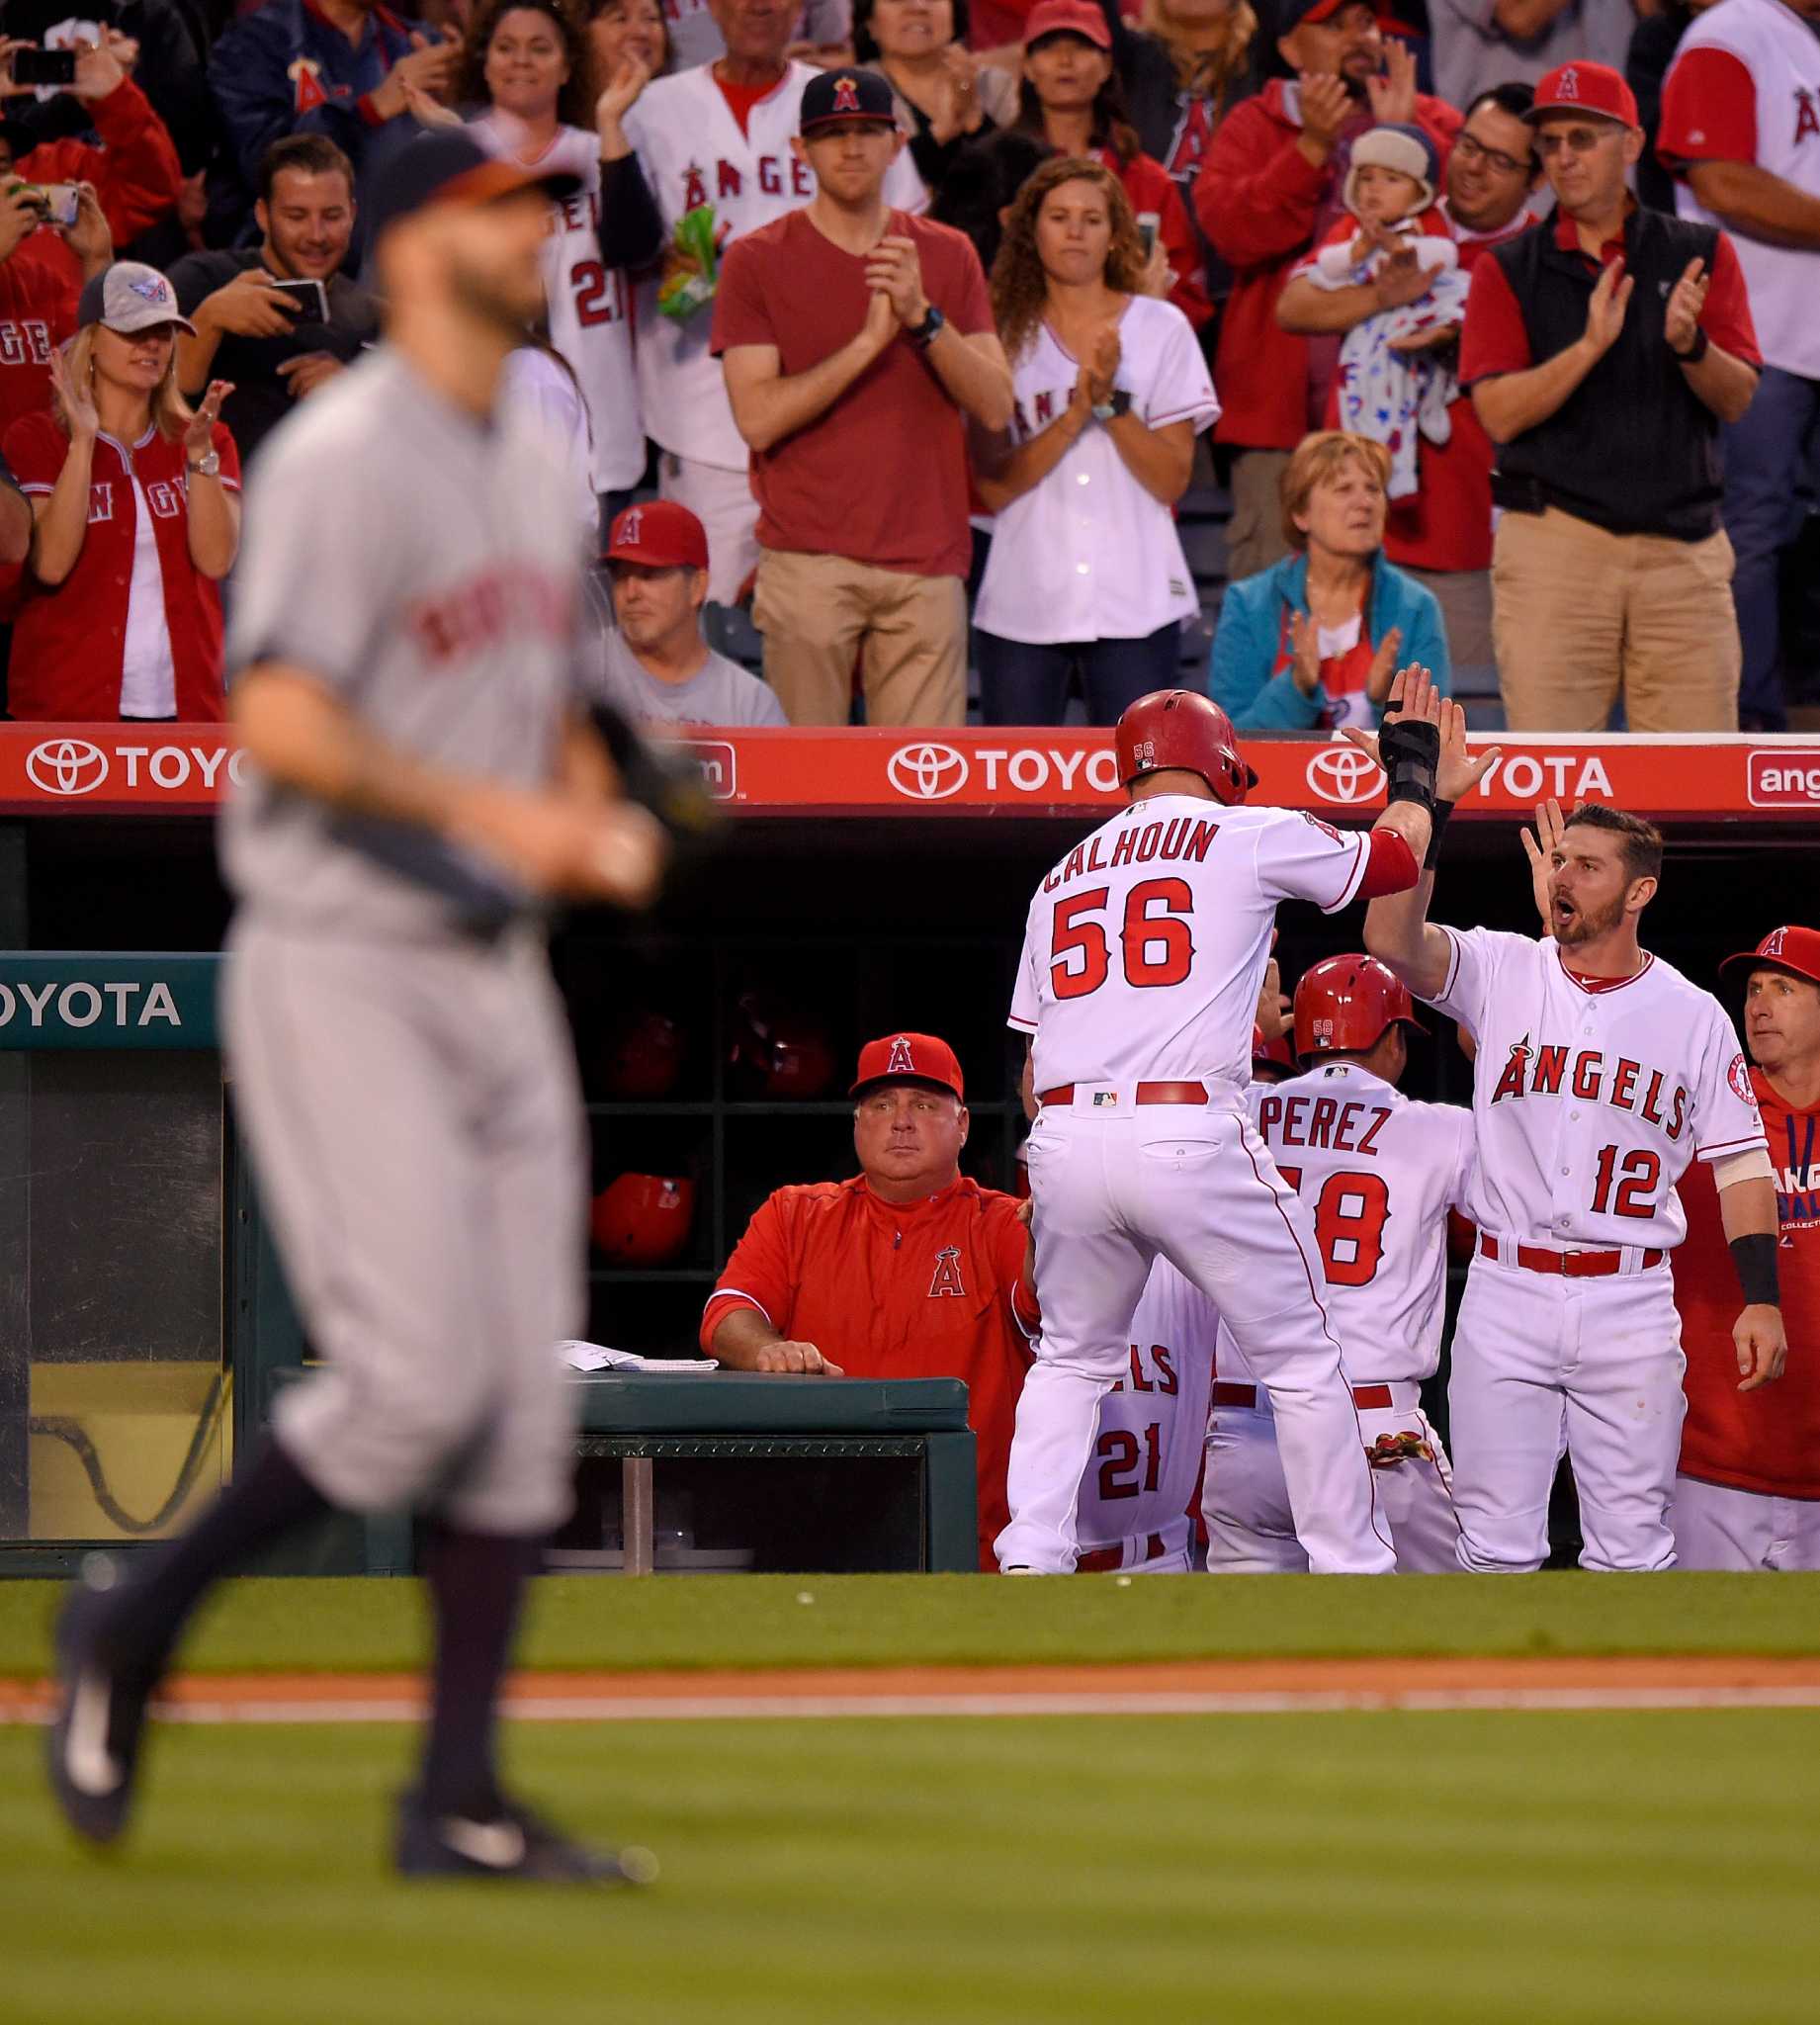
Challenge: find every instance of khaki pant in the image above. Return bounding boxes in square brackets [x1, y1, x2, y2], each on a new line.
[1491, 506, 1740, 733]
[1224, 449, 1295, 584]
[752, 548, 966, 728]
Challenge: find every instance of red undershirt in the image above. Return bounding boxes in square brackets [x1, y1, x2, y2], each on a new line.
[715, 71, 777, 138]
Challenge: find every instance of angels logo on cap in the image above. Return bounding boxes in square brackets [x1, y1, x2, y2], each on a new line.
[1763, 927, 1788, 957]
[887, 1035, 915, 1076]
[1557, 65, 1579, 99]
[832, 75, 861, 114]
[619, 507, 643, 544]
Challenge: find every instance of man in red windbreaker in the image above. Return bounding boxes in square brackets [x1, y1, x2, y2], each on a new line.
[703, 1031, 1038, 1570]
[1672, 925, 1820, 1570]
[1193, 0, 1458, 584]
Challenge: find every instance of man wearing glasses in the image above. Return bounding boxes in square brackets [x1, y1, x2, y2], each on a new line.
[1277, 81, 1545, 708]
[1459, 61, 1761, 734]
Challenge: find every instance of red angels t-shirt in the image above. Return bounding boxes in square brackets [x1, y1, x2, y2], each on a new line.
[3, 411, 240, 721]
[701, 1173, 1039, 1569]
[711, 208, 995, 577]
[1674, 1066, 1820, 1502]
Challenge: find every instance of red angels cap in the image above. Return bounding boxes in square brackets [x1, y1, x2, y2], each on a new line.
[1719, 925, 1820, 990]
[1023, 0, 1113, 48]
[605, 499, 710, 571]
[1524, 62, 1639, 129]
[849, 1031, 965, 1101]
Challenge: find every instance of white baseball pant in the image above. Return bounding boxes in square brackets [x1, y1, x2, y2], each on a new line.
[1669, 1474, 1820, 1572]
[1202, 1391, 1460, 1574]
[1447, 1255, 1686, 1573]
[997, 1094, 1394, 1575]
[658, 452, 760, 608]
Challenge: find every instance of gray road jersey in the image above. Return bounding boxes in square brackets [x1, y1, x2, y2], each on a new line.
[219, 348, 586, 939]
[597, 628, 788, 728]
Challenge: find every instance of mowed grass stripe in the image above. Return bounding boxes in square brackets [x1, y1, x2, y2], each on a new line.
[5, 1569, 1820, 1679]
[3, 1712, 1817, 2025]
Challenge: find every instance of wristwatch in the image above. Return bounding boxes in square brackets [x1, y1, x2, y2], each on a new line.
[1672, 325, 1710, 365]
[908, 304, 945, 349]
[187, 449, 221, 479]
[1090, 389, 1132, 422]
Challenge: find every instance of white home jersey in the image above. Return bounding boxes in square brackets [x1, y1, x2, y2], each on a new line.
[471, 118, 645, 494]
[973, 297, 1220, 647]
[1077, 1258, 1217, 1558]
[1670, 0, 1820, 380]
[624, 61, 921, 470]
[1219, 1062, 1472, 1386]
[1009, 799, 1370, 1092]
[1430, 929, 1765, 1250]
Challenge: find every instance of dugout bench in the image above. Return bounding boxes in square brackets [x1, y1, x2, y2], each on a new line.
[0, 951, 977, 1576]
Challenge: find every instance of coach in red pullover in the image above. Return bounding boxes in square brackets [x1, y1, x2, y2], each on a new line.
[1194, 0, 1457, 583]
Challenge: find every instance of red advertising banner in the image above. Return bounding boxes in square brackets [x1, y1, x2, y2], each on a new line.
[3, 723, 1819, 822]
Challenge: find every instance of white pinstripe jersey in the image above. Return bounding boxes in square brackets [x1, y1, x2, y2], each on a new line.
[1429, 929, 1766, 1250]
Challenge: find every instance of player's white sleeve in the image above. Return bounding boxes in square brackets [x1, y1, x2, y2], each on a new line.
[1007, 909, 1040, 1033]
[1690, 1002, 1769, 1163]
[1447, 1106, 1476, 1215]
[1422, 924, 1523, 1035]
[1145, 305, 1221, 434]
[1253, 809, 1369, 915]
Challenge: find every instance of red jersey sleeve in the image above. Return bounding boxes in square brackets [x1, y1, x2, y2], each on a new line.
[1658, 46, 1759, 169]
[707, 230, 775, 358]
[1459, 251, 1531, 385]
[2, 410, 68, 492]
[700, 1190, 799, 1353]
[1699, 230, 1761, 367]
[988, 1196, 1040, 1348]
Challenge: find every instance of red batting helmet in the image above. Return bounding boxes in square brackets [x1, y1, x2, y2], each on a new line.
[1294, 954, 1428, 1063]
[590, 1173, 695, 1266]
[1115, 690, 1256, 806]
[1252, 1027, 1298, 1082]
[593, 1006, 686, 1101]
[727, 992, 837, 1100]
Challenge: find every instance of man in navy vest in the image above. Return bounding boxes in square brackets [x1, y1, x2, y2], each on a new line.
[1458, 61, 1761, 735]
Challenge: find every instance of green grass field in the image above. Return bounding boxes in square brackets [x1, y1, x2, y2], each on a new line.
[4, 1573, 1818, 2023]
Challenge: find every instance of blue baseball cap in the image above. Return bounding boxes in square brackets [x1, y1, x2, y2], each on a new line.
[364, 128, 580, 244]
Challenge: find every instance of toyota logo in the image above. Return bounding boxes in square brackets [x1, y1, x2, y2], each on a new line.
[1306, 746, 1384, 806]
[26, 738, 110, 798]
[888, 743, 969, 801]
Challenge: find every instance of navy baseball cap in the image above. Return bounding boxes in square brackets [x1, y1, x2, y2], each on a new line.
[800, 67, 898, 134]
[364, 129, 580, 243]
[77, 262, 198, 337]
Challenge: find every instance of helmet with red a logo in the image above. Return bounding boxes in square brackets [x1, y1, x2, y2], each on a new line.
[1294, 954, 1428, 1063]
[1115, 690, 1257, 806]
[590, 1173, 696, 1266]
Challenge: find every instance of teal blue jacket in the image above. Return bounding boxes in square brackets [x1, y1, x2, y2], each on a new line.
[1208, 551, 1450, 730]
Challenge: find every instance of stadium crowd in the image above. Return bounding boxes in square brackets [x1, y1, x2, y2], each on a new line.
[0, 0, 1814, 731]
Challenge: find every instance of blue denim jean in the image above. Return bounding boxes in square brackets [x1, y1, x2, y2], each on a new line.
[976, 622, 1184, 727]
[1722, 365, 1820, 730]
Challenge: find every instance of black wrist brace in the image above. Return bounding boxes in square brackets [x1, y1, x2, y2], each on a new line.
[1730, 1233, 1780, 1309]
[1378, 714, 1440, 818]
[1425, 798, 1454, 871]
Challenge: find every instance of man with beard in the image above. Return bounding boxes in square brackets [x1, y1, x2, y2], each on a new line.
[45, 129, 666, 1885]
[1671, 925, 1820, 1569]
[1276, 82, 1544, 695]
[1364, 797, 1783, 1571]
[597, 498, 788, 725]
[1192, 0, 1460, 583]
[170, 135, 380, 468]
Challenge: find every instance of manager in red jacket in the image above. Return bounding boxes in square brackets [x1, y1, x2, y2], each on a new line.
[702, 1031, 1038, 1570]
[4, 261, 239, 722]
[1193, 0, 1458, 583]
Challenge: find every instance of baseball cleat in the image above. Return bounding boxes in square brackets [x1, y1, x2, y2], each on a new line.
[45, 1569, 158, 1847]
[394, 1793, 658, 1887]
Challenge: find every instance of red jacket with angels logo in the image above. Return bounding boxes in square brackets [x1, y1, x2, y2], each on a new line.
[702, 1174, 1038, 1568]
[2, 410, 240, 721]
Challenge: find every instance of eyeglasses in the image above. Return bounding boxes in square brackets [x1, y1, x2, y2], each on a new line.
[1454, 132, 1528, 178]
[1535, 125, 1617, 159]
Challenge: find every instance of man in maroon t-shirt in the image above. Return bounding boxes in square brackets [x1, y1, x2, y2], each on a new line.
[713, 66, 1012, 727]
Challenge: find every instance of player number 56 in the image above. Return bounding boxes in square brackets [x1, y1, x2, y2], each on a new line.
[1050, 880, 1195, 999]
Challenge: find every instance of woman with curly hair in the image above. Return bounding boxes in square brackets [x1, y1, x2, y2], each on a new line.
[1012, 0, 1211, 330]
[972, 157, 1219, 726]
[461, 0, 650, 527]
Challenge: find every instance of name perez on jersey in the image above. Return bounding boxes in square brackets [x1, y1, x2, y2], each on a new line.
[1489, 1037, 1694, 1140]
[1257, 1090, 1392, 1155]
